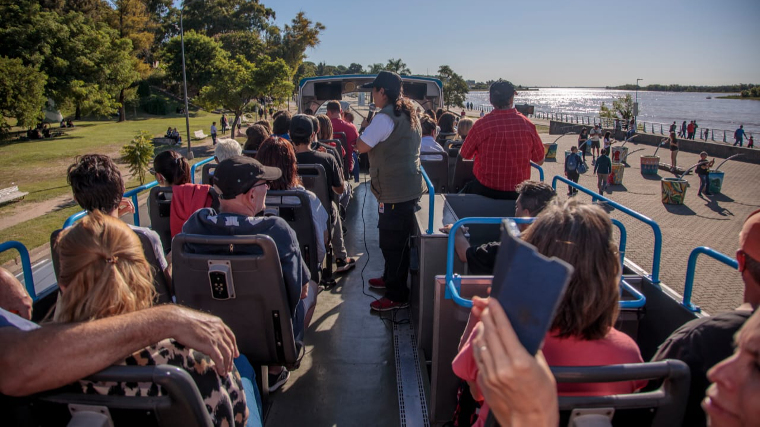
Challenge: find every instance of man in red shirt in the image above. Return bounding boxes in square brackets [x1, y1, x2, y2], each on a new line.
[459, 80, 545, 200]
[326, 101, 357, 175]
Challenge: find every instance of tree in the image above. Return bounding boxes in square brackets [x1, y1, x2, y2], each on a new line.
[217, 31, 266, 64]
[121, 130, 155, 184]
[347, 63, 364, 74]
[197, 55, 291, 138]
[385, 58, 411, 75]
[182, 0, 275, 37]
[161, 31, 228, 97]
[599, 94, 634, 121]
[0, 57, 47, 138]
[367, 63, 385, 74]
[293, 61, 317, 88]
[273, 12, 324, 82]
[438, 65, 469, 109]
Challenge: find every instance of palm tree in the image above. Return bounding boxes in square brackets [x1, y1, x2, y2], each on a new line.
[385, 58, 411, 75]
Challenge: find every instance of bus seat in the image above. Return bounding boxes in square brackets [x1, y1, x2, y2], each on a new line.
[450, 155, 475, 193]
[265, 190, 321, 282]
[242, 150, 257, 158]
[332, 132, 350, 180]
[22, 365, 212, 427]
[420, 151, 449, 193]
[50, 229, 172, 305]
[200, 163, 217, 186]
[148, 187, 221, 254]
[171, 234, 299, 370]
[298, 164, 335, 285]
[317, 139, 345, 174]
[148, 186, 173, 253]
[555, 359, 690, 427]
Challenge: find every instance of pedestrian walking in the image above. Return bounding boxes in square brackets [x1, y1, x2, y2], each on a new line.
[577, 127, 589, 163]
[211, 122, 218, 145]
[221, 114, 228, 133]
[564, 146, 582, 196]
[734, 125, 746, 147]
[668, 132, 679, 172]
[695, 151, 715, 197]
[680, 120, 687, 138]
[748, 135, 754, 148]
[594, 148, 612, 195]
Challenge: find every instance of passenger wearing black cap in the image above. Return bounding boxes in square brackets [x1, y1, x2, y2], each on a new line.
[356, 71, 426, 312]
[291, 114, 356, 272]
[459, 79, 545, 200]
[182, 155, 311, 390]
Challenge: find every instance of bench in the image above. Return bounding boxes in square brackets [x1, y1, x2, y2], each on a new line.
[152, 137, 178, 146]
[193, 130, 208, 140]
[0, 186, 28, 205]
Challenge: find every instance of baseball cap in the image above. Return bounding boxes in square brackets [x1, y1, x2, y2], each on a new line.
[214, 155, 281, 200]
[489, 80, 516, 99]
[289, 114, 314, 139]
[360, 71, 402, 93]
[740, 209, 760, 261]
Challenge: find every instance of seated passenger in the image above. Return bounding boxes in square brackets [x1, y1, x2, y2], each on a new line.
[243, 124, 269, 152]
[215, 138, 243, 163]
[0, 267, 32, 320]
[53, 212, 251, 427]
[453, 200, 645, 427]
[254, 120, 271, 135]
[68, 154, 171, 287]
[652, 209, 760, 427]
[152, 150, 213, 238]
[419, 115, 446, 161]
[440, 181, 556, 275]
[436, 112, 458, 145]
[291, 114, 356, 273]
[457, 118, 473, 144]
[272, 111, 292, 140]
[182, 155, 310, 390]
[326, 101, 357, 174]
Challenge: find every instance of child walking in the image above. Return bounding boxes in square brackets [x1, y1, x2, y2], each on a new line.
[594, 148, 612, 195]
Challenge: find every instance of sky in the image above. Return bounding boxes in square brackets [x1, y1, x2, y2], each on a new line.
[265, 0, 760, 87]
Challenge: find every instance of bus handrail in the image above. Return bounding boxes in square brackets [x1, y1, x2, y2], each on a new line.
[420, 166, 435, 234]
[682, 247, 738, 313]
[0, 241, 35, 300]
[63, 156, 215, 228]
[531, 161, 544, 182]
[190, 157, 215, 184]
[551, 175, 663, 284]
[444, 217, 628, 308]
[620, 279, 646, 309]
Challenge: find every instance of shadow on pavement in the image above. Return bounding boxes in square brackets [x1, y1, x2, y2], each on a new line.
[664, 203, 696, 215]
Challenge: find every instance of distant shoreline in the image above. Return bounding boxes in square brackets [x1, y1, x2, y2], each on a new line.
[716, 95, 760, 101]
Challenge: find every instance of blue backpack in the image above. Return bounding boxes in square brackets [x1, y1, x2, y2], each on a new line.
[566, 153, 578, 171]
[577, 160, 588, 174]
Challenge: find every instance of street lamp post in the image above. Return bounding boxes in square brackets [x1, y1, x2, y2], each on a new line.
[180, 7, 193, 160]
[634, 78, 643, 128]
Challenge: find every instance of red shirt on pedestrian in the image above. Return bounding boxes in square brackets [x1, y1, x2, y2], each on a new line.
[687, 122, 695, 134]
[459, 108, 545, 192]
[330, 117, 358, 173]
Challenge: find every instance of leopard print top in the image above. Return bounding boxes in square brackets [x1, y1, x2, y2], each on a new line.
[78, 338, 249, 427]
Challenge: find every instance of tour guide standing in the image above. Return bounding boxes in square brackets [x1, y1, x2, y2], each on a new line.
[459, 80, 545, 200]
[356, 71, 425, 312]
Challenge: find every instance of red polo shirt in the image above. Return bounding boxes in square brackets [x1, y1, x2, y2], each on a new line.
[460, 108, 545, 192]
[330, 117, 358, 172]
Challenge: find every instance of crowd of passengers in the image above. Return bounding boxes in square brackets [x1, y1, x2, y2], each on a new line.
[0, 75, 758, 427]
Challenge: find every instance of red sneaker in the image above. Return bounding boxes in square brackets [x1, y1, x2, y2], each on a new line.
[368, 277, 386, 289]
[370, 297, 409, 312]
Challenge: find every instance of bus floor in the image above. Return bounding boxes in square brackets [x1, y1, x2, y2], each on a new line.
[265, 179, 403, 427]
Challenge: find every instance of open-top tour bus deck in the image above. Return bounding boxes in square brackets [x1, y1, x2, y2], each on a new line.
[3, 75, 739, 426]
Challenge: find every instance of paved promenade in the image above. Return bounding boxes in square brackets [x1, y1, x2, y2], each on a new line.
[534, 130, 758, 315]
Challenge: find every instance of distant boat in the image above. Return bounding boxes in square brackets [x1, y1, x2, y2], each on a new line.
[706, 96, 712, 99]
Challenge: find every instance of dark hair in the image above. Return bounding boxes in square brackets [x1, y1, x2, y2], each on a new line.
[254, 120, 271, 134]
[383, 86, 419, 130]
[67, 154, 125, 213]
[438, 112, 457, 133]
[244, 124, 269, 151]
[304, 108, 314, 116]
[420, 116, 437, 136]
[344, 111, 355, 123]
[272, 111, 292, 135]
[604, 131, 611, 139]
[515, 181, 556, 215]
[580, 128, 588, 136]
[522, 200, 620, 340]
[489, 79, 516, 109]
[326, 101, 341, 113]
[153, 150, 190, 185]
[424, 109, 437, 121]
[256, 137, 301, 190]
[435, 109, 444, 120]
[316, 114, 332, 141]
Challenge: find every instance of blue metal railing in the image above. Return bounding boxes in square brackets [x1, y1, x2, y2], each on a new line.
[63, 156, 215, 228]
[552, 175, 663, 284]
[444, 217, 629, 308]
[620, 280, 646, 309]
[190, 157, 215, 184]
[531, 161, 544, 182]
[0, 241, 35, 300]
[682, 247, 738, 313]
[420, 166, 435, 234]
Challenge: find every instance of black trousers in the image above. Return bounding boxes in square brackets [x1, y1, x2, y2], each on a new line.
[464, 178, 519, 200]
[378, 199, 417, 302]
[567, 170, 579, 193]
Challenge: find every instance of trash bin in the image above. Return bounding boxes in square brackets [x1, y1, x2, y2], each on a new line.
[708, 171, 724, 194]
[610, 146, 629, 163]
[610, 163, 625, 185]
[661, 177, 688, 205]
[543, 143, 557, 160]
[641, 155, 660, 175]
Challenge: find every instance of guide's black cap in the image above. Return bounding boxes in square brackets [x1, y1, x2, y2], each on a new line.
[361, 71, 402, 93]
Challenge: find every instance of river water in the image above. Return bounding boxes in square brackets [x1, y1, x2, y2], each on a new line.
[465, 88, 759, 136]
